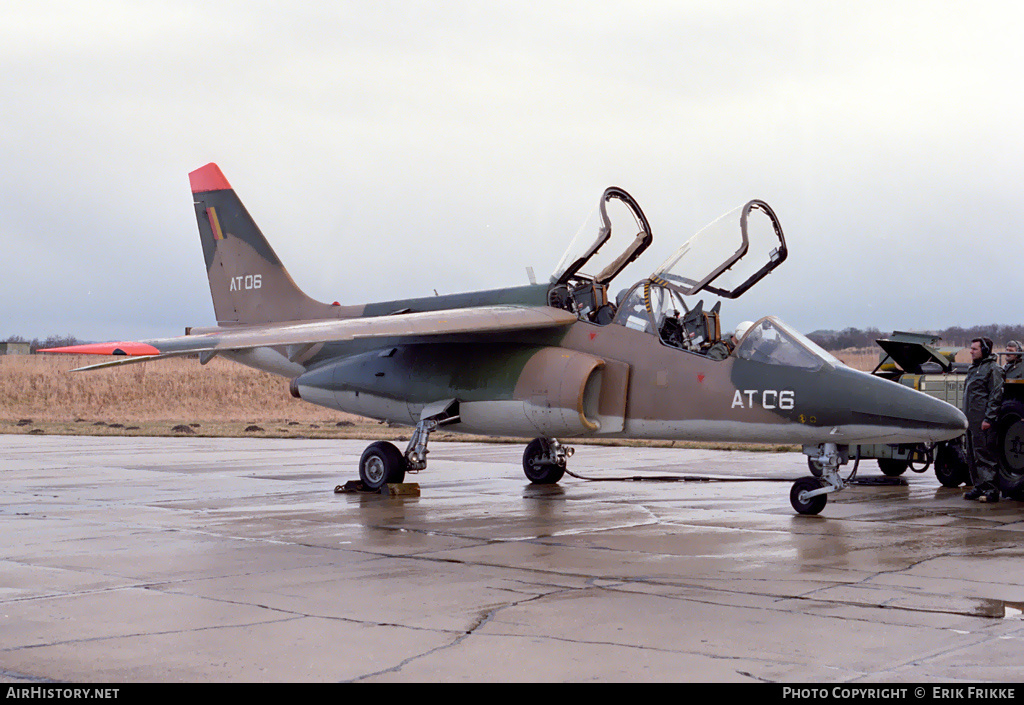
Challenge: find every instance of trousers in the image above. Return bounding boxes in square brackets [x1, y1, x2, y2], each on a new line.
[966, 424, 999, 490]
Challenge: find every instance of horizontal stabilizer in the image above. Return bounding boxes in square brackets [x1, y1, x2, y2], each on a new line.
[69, 354, 190, 372]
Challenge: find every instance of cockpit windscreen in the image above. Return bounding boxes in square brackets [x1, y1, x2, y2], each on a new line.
[735, 317, 840, 370]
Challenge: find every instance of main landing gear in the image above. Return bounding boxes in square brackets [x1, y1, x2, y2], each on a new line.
[790, 443, 854, 515]
[522, 437, 574, 484]
[357, 400, 460, 490]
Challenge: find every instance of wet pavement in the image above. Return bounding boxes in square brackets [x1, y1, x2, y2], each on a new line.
[2, 435, 1024, 682]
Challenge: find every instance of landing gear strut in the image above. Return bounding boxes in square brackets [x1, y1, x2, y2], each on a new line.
[523, 437, 574, 484]
[790, 443, 852, 515]
[357, 400, 460, 490]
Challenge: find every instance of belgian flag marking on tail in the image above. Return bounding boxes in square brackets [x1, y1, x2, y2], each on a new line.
[206, 207, 226, 240]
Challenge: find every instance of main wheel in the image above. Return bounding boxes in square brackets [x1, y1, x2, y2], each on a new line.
[997, 400, 1024, 500]
[790, 476, 827, 515]
[359, 441, 407, 490]
[877, 458, 909, 477]
[934, 439, 969, 488]
[522, 438, 565, 484]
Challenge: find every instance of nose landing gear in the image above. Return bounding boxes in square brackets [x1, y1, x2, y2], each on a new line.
[791, 443, 854, 515]
[790, 476, 828, 515]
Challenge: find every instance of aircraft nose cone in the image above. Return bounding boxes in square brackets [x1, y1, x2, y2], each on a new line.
[935, 395, 968, 434]
[903, 389, 968, 440]
[840, 368, 967, 443]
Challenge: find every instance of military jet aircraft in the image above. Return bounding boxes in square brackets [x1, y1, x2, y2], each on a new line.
[43, 163, 967, 514]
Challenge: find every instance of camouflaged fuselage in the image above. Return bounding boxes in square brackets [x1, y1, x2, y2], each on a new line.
[284, 285, 966, 446]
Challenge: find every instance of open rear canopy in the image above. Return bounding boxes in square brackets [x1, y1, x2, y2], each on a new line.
[650, 200, 786, 299]
[552, 187, 652, 287]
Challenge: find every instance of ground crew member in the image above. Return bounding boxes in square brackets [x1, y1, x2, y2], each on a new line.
[1004, 340, 1024, 380]
[963, 337, 1004, 503]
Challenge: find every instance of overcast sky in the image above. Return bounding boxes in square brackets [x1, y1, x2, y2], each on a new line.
[3, 1, 1023, 342]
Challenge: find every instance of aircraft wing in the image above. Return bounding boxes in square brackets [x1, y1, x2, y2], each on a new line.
[41, 305, 578, 371]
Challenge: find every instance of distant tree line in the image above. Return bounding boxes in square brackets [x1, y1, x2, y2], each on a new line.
[806, 328, 887, 350]
[807, 325, 1024, 350]
[3, 335, 81, 353]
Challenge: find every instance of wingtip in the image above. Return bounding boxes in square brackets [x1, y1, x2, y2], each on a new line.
[189, 163, 232, 193]
[40, 342, 162, 356]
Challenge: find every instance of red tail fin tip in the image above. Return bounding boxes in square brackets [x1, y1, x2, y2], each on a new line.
[189, 163, 232, 194]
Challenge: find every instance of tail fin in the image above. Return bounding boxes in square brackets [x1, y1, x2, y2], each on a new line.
[189, 163, 345, 325]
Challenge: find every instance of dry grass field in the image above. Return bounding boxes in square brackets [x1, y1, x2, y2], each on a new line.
[1, 354, 343, 422]
[827, 348, 878, 371]
[0, 354, 382, 439]
[0, 344, 969, 446]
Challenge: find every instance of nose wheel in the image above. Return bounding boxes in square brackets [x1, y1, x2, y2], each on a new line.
[790, 476, 828, 515]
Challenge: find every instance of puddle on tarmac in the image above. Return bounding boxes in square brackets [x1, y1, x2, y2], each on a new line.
[973, 599, 1024, 619]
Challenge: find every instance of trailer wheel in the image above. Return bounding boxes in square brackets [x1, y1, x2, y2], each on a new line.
[997, 401, 1024, 500]
[877, 458, 909, 477]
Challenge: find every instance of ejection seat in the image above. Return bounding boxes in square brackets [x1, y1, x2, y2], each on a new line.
[661, 299, 723, 354]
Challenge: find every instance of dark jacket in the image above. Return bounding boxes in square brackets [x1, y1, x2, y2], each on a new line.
[963, 354, 1004, 426]
[1004, 357, 1024, 381]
